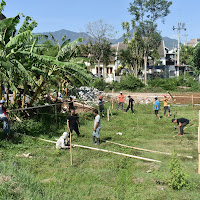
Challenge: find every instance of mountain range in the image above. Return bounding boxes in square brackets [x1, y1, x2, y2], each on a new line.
[34, 29, 178, 50]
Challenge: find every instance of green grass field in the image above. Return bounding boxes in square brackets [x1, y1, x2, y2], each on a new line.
[0, 102, 200, 200]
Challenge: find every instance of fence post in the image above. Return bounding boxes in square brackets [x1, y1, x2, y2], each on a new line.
[70, 131, 73, 166]
[192, 95, 194, 107]
[198, 111, 200, 174]
[107, 108, 109, 122]
[112, 89, 114, 109]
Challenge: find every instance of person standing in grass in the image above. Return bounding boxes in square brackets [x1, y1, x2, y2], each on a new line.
[154, 97, 160, 120]
[0, 99, 10, 138]
[126, 95, 135, 113]
[68, 97, 74, 112]
[117, 92, 125, 110]
[163, 95, 171, 117]
[92, 109, 101, 145]
[67, 109, 80, 140]
[172, 118, 189, 136]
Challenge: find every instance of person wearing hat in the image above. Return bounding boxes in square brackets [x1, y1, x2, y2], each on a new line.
[0, 99, 10, 136]
[117, 92, 125, 110]
[154, 97, 160, 120]
[126, 95, 135, 113]
[98, 96, 104, 117]
[56, 132, 70, 149]
[163, 95, 171, 118]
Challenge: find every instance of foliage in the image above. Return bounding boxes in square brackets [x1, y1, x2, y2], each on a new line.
[191, 43, 200, 76]
[113, 74, 144, 91]
[86, 20, 116, 77]
[168, 153, 187, 190]
[122, 0, 172, 84]
[90, 78, 107, 91]
[180, 45, 194, 65]
[148, 76, 200, 91]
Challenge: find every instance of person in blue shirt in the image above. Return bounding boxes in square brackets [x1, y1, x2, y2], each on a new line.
[154, 97, 160, 120]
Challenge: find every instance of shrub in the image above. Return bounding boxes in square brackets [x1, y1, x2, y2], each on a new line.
[90, 78, 107, 91]
[168, 153, 188, 190]
[113, 74, 144, 91]
[148, 75, 200, 91]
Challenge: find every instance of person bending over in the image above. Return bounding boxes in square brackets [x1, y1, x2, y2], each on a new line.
[172, 118, 189, 136]
[56, 132, 70, 149]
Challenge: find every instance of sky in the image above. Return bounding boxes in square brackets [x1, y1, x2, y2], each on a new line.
[3, 0, 200, 43]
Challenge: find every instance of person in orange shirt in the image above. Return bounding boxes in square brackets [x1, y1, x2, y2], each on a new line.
[117, 92, 125, 110]
[163, 95, 171, 117]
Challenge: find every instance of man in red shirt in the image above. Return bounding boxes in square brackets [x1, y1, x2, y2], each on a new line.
[117, 92, 125, 110]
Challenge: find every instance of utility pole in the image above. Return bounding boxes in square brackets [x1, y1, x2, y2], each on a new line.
[173, 23, 186, 65]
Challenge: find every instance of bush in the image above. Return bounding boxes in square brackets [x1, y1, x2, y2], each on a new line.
[113, 74, 144, 91]
[90, 78, 107, 91]
[148, 75, 200, 91]
[168, 153, 188, 190]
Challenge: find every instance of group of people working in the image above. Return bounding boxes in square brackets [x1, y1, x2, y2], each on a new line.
[0, 91, 189, 148]
[154, 95, 189, 136]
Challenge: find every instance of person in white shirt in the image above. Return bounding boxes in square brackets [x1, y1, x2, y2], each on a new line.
[92, 109, 101, 145]
[0, 99, 10, 137]
[56, 132, 70, 149]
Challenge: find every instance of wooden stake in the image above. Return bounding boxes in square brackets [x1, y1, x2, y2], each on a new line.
[107, 108, 109, 121]
[112, 89, 114, 109]
[73, 144, 161, 163]
[70, 131, 73, 166]
[192, 95, 194, 107]
[109, 106, 112, 116]
[198, 111, 200, 174]
[105, 140, 193, 159]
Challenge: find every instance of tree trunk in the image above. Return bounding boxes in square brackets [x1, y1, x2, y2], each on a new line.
[98, 60, 101, 78]
[13, 91, 16, 105]
[29, 81, 46, 107]
[65, 82, 69, 96]
[103, 64, 107, 79]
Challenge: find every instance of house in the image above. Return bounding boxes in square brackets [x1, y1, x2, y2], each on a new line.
[185, 38, 200, 47]
[90, 42, 127, 82]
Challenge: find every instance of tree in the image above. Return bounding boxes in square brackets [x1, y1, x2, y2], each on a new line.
[86, 20, 116, 77]
[0, 0, 91, 107]
[118, 38, 143, 77]
[123, 0, 172, 84]
[180, 45, 194, 65]
[191, 43, 200, 76]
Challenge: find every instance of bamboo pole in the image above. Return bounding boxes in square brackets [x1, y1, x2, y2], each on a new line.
[105, 140, 193, 159]
[17, 134, 161, 163]
[70, 131, 73, 166]
[73, 144, 161, 163]
[198, 111, 200, 174]
[109, 106, 112, 116]
[192, 95, 194, 107]
[112, 89, 114, 109]
[107, 108, 109, 121]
